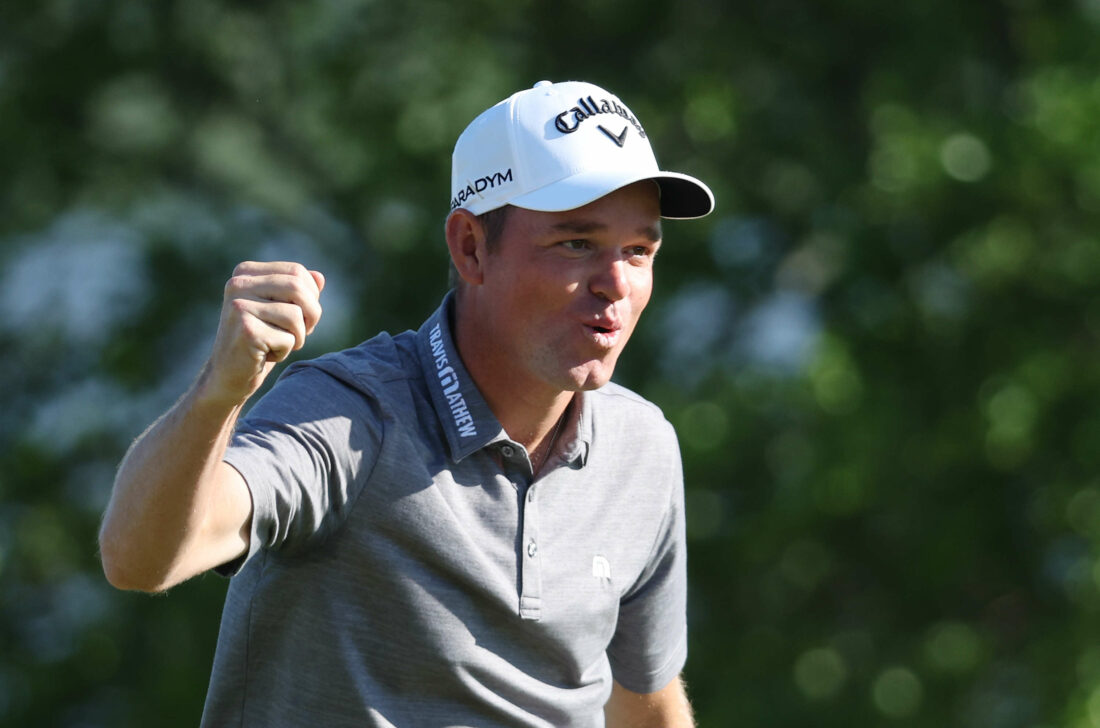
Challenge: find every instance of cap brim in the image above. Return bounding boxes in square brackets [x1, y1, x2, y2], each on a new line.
[652, 172, 715, 220]
[508, 168, 714, 219]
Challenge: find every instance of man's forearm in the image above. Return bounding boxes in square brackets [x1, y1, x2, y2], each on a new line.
[98, 371, 247, 592]
[605, 676, 695, 728]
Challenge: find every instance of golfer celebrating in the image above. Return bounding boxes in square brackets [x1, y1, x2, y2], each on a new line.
[100, 79, 714, 727]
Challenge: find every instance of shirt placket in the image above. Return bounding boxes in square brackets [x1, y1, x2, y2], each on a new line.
[518, 482, 542, 620]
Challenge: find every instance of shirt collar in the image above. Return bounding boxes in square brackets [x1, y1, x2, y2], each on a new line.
[415, 290, 594, 469]
[416, 292, 504, 462]
[557, 391, 592, 468]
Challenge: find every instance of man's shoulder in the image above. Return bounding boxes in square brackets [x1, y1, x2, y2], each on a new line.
[590, 380, 665, 415]
[283, 329, 421, 394]
[588, 381, 676, 438]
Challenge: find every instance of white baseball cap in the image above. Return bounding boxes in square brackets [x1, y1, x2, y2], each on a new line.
[449, 80, 714, 219]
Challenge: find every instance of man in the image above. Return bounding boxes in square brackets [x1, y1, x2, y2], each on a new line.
[99, 80, 714, 727]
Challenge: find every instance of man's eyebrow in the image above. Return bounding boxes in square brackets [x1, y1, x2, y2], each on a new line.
[549, 220, 663, 241]
[550, 220, 606, 235]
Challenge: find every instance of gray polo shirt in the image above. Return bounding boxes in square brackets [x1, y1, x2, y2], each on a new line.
[202, 293, 687, 728]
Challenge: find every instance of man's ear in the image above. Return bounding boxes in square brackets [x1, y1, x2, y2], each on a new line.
[445, 209, 487, 286]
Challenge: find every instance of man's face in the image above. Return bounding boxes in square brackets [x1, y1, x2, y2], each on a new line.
[472, 181, 662, 395]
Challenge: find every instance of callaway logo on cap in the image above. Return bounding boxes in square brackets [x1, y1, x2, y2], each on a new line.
[449, 80, 714, 219]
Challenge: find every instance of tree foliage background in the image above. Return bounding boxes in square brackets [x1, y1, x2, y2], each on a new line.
[2, 0, 1099, 726]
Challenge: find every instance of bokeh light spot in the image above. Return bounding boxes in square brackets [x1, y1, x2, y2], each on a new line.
[872, 666, 924, 718]
[924, 621, 983, 675]
[794, 647, 848, 700]
[678, 401, 729, 452]
[940, 133, 992, 182]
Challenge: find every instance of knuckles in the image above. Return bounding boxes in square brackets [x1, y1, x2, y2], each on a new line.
[221, 261, 323, 342]
[224, 263, 320, 301]
[224, 275, 249, 296]
[231, 261, 256, 276]
[228, 297, 251, 316]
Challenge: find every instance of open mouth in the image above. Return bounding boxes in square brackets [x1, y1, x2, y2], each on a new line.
[584, 323, 621, 347]
[582, 310, 623, 345]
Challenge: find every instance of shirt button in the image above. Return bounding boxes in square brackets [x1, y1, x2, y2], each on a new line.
[527, 541, 538, 558]
[500, 445, 515, 459]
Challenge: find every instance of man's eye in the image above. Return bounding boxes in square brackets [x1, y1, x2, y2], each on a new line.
[627, 246, 652, 257]
[561, 240, 589, 251]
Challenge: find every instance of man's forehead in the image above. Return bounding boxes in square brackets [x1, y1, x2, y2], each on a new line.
[548, 218, 663, 242]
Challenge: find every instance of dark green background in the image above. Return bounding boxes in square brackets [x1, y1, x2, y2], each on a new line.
[2, 1, 1099, 725]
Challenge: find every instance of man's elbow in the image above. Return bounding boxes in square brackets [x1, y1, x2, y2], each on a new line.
[98, 527, 169, 593]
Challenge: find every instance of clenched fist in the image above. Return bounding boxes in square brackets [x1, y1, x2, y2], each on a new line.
[199, 261, 325, 408]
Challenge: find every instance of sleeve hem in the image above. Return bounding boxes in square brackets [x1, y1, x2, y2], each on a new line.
[213, 457, 266, 577]
[609, 627, 688, 695]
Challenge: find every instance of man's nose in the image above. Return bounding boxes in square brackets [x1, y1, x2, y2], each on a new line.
[590, 255, 630, 302]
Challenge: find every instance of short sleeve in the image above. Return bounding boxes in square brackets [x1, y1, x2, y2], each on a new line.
[219, 362, 383, 574]
[605, 431, 688, 693]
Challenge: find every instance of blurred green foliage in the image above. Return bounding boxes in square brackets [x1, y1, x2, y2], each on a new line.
[2, 0, 1100, 725]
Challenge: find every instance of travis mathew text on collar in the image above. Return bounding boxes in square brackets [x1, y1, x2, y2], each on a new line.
[429, 322, 478, 438]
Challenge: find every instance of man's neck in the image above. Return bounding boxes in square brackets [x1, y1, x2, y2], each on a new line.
[451, 294, 574, 455]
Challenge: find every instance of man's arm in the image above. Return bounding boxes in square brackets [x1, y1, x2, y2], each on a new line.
[604, 675, 695, 728]
[98, 261, 324, 593]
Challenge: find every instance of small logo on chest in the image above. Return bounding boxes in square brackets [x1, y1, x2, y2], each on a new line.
[592, 555, 612, 580]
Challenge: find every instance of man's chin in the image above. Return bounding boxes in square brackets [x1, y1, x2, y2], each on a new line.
[562, 360, 618, 392]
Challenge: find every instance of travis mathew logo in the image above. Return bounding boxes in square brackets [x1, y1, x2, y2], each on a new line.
[450, 168, 514, 210]
[428, 323, 477, 438]
[553, 95, 647, 141]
